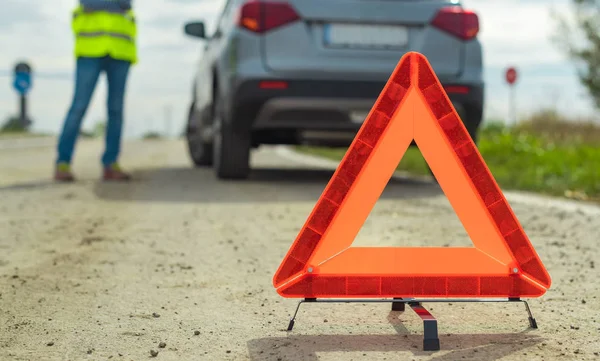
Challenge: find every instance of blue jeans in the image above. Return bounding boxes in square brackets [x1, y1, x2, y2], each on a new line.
[57, 56, 130, 167]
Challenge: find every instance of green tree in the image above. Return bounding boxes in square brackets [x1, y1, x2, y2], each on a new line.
[551, 0, 600, 110]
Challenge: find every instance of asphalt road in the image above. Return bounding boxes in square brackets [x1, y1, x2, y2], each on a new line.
[0, 138, 598, 361]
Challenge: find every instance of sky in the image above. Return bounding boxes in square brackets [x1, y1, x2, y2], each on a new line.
[0, 0, 596, 139]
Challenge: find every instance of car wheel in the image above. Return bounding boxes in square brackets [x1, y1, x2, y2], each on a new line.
[212, 93, 251, 180]
[186, 102, 213, 167]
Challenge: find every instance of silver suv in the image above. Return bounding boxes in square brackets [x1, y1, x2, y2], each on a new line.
[183, 0, 484, 180]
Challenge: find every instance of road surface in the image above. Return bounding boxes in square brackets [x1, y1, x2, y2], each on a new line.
[0, 138, 598, 361]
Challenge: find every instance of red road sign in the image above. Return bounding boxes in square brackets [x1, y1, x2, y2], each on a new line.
[505, 67, 517, 85]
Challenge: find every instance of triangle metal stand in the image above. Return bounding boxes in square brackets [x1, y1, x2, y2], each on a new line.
[285, 297, 537, 352]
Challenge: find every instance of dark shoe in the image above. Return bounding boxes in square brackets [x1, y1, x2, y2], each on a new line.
[55, 162, 75, 182]
[103, 163, 132, 182]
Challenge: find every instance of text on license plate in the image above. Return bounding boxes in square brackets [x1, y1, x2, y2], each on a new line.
[324, 23, 409, 49]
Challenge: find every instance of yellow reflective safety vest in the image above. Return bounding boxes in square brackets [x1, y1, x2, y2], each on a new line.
[71, 6, 137, 64]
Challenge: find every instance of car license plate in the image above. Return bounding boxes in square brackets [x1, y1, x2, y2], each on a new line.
[324, 23, 408, 49]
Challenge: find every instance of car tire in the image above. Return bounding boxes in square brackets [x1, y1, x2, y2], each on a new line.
[186, 102, 213, 167]
[212, 93, 251, 180]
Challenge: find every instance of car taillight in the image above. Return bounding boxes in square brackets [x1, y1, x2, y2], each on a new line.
[238, 0, 300, 34]
[444, 85, 469, 94]
[259, 80, 288, 89]
[431, 6, 479, 41]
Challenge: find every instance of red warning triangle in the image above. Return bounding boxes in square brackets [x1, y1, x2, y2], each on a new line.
[273, 52, 551, 299]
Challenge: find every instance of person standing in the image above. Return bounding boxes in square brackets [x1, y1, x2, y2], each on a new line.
[55, 0, 137, 182]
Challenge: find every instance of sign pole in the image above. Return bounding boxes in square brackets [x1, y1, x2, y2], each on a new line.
[505, 66, 518, 125]
[164, 105, 172, 138]
[19, 94, 27, 128]
[12, 61, 33, 130]
[510, 83, 516, 125]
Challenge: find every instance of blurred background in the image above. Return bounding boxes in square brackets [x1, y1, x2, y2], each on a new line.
[0, 0, 596, 136]
[0, 0, 599, 199]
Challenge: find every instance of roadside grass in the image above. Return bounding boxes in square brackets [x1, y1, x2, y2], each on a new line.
[295, 109, 600, 202]
[0, 130, 50, 139]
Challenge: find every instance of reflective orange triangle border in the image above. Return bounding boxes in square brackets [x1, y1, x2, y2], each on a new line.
[273, 52, 551, 299]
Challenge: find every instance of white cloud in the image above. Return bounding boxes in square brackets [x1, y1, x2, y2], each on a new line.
[0, 0, 595, 142]
[465, 0, 594, 120]
[466, 0, 572, 66]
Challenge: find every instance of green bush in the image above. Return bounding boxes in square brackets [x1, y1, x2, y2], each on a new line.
[1, 116, 31, 133]
[142, 132, 162, 140]
[296, 109, 600, 202]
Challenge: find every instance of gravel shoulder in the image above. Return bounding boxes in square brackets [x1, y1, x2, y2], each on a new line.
[0, 139, 598, 361]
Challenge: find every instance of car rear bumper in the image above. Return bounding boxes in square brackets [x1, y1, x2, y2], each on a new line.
[254, 97, 377, 129]
[229, 79, 484, 133]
